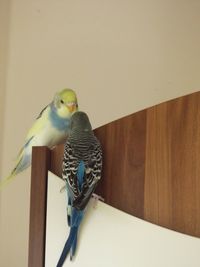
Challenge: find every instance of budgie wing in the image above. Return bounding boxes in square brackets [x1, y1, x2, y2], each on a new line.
[62, 141, 80, 199]
[62, 140, 102, 210]
[14, 105, 50, 164]
[25, 105, 50, 142]
[74, 142, 102, 210]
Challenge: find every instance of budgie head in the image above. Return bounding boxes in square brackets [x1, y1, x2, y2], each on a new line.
[53, 88, 78, 118]
[69, 111, 92, 133]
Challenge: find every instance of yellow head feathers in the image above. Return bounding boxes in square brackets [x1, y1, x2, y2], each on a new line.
[54, 88, 78, 118]
[58, 88, 78, 104]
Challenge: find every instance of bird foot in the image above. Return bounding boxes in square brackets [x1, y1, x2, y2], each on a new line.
[60, 185, 66, 193]
[91, 193, 104, 208]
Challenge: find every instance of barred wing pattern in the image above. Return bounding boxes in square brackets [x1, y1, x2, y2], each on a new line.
[62, 137, 102, 210]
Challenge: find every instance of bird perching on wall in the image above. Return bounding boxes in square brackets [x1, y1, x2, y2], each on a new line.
[56, 111, 102, 266]
[0, 88, 78, 189]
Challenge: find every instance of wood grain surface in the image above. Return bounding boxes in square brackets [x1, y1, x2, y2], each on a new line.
[28, 147, 51, 267]
[29, 91, 200, 266]
[95, 110, 147, 219]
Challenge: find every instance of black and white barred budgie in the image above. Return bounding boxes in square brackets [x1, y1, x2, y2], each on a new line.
[56, 111, 102, 266]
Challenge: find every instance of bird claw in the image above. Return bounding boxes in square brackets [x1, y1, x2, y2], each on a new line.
[91, 193, 104, 208]
[60, 185, 66, 193]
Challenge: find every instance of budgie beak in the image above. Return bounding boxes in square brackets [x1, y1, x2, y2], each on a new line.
[67, 102, 78, 113]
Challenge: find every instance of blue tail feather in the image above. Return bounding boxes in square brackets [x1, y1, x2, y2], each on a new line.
[56, 209, 83, 266]
[57, 160, 85, 266]
[70, 231, 78, 260]
[56, 226, 78, 267]
[67, 197, 71, 226]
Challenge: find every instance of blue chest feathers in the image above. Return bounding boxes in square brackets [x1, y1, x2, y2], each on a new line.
[49, 108, 70, 132]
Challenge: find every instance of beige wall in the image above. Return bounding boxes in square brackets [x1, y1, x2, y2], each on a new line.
[0, 1, 200, 266]
[0, 1, 10, 264]
[0, 0, 10, 177]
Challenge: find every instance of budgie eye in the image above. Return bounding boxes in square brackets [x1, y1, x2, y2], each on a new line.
[60, 100, 64, 104]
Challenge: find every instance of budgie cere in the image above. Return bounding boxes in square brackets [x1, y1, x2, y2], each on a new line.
[56, 111, 102, 266]
[0, 88, 78, 189]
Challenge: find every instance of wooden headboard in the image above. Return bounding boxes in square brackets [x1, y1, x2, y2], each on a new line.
[28, 91, 200, 267]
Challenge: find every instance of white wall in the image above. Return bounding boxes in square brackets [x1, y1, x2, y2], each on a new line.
[1, 1, 200, 266]
[46, 172, 200, 267]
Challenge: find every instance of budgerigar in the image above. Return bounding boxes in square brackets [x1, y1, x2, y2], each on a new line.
[0, 88, 78, 189]
[56, 111, 102, 266]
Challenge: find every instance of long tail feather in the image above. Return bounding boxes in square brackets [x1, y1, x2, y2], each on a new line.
[0, 157, 21, 190]
[0, 173, 16, 190]
[67, 197, 72, 226]
[56, 226, 78, 267]
[57, 208, 83, 266]
[0, 150, 31, 190]
[70, 231, 78, 260]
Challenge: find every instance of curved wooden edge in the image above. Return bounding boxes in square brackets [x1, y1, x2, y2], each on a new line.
[46, 91, 200, 238]
[28, 91, 200, 267]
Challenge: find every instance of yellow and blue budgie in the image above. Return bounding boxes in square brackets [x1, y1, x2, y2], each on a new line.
[0, 88, 78, 189]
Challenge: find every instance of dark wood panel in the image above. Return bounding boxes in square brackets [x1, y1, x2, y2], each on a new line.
[28, 147, 51, 267]
[170, 93, 200, 236]
[145, 92, 200, 237]
[95, 110, 147, 218]
[30, 91, 200, 240]
[145, 103, 172, 227]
